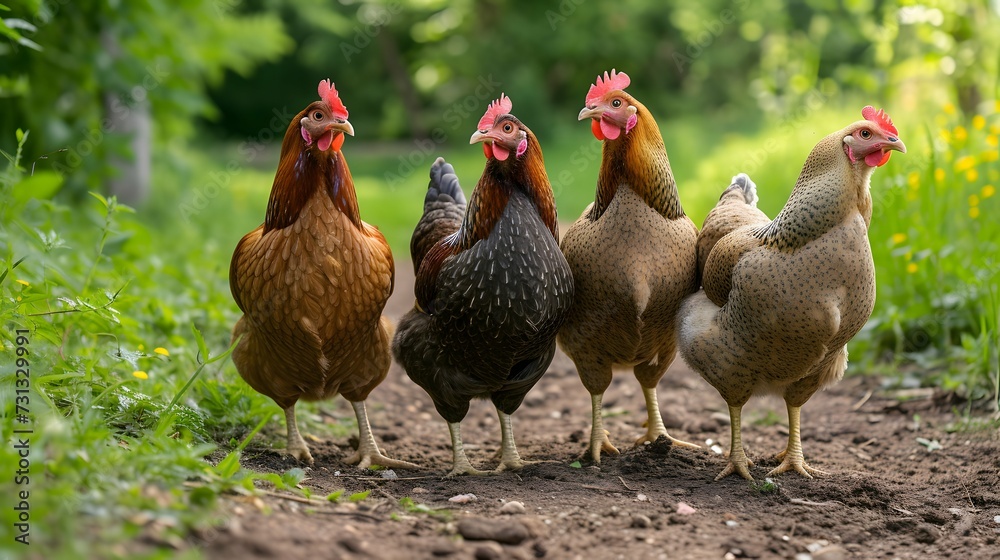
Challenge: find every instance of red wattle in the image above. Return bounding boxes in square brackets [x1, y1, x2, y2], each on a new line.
[483, 143, 493, 159]
[492, 142, 510, 161]
[591, 119, 605, 140]
[331, 133, 345, 152]
[877, 152, 891, 167]
[864, 151, 884, 167]
[599, 118, 621, 140]
[317, 130, 333, 151]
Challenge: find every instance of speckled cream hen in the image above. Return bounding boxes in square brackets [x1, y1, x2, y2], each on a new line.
[393, 95, 573, 476]
[558, 70, 701, 463]
[679, 106, 906, 481]
[230, 80, 414, 469]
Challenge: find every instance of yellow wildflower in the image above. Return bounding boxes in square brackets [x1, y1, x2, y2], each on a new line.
[934, 168, 945, 182]
[983, 184, 995, 198]
[943, 103, 956, 115]
[987, 135, 999, 147]
[991, 123, 1000, 135]
[891, 233, 907, 245]
[154, 347, 170, 357]
[955, 156, 976, 172]
[907, 171, 920, 189]
[953, 126, 968, 142]
[995, 100, 1000, 113]
[16, 279, 29, 287]
[969, 207, 980, 219]
[907, 262, 918, 274]
[973, 115, 986, 130]
[940, 129, 951, 143]
[969, 194, 980, 207]
[132, 371, 149, 380]
[983, 150, 999, 162]
[967, 169, 979, 182]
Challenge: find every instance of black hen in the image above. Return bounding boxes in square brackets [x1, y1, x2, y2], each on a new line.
[393, 98, 573, 475]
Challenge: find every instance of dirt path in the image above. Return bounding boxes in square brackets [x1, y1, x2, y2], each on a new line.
[199, 262, 1000, 560]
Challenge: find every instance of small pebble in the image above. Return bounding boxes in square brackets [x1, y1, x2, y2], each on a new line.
[412, 487, 429, 494]
[812, 545, 848, 560]
[473, 543, 503, 560]
[635, 493, 648, 502]
[631, 514, 652, 529]
[381, 469, 398, 480]
[449, 493, 478, 504]
[725, 520, 739, 527]
[676, 502, 697, 515]
[500, 501, 525, 514]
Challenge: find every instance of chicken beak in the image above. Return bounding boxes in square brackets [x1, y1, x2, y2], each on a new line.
[329, 119, 355, 137]
[469, 130, 492, 145]
[885, 136, 906, 154]
[578, 106, 603, 121]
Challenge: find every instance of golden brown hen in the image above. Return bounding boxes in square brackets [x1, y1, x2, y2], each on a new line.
[679, 106, 905, 480]
[559, 70, 700, 464]
[230, 79, 414, 469]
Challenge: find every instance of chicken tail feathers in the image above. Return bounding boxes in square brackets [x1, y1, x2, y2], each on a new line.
[410, 157, 467, 270]
[721, 173, 759, 207]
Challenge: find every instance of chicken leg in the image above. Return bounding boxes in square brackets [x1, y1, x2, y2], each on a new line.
[635, 386, 702, 450]
[768, 403, 827, 478]
[344, 400, 417, 470]
[446, 422, 489, 477]
[589, 393, 621, 463]
[283, 405, 314, 464]
[494, 410, 535, 472]
[716, 404, 755, 480]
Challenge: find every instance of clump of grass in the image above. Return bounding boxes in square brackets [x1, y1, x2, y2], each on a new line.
[750, 478, 779, 494]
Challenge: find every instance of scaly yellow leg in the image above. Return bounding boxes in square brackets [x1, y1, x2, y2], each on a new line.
[344, 401, 418, 470]
[590, 393, 620, 463]
[768, 404, 827, 478]
[715, 404, 755, 481]
[445, 422, 489, 477]
[283, 405, 314, 464]
[636, 386, 701, 450]
[493, 411, 534, 472]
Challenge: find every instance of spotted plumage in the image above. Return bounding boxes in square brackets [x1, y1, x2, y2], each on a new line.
[393, 107, 573, 475]
[678, 109, 906, 481]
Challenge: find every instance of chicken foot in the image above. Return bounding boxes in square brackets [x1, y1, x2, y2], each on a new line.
[589, 393, 621, 463]
[767, 404, 827, 478]
[716, 404, 755, 480]
[635, 386, 701, 450]
[283, 405, 315, 465]
[445, 422, 490, 477]
[493, 410, 544, 473]
[344, 400, 418, 470]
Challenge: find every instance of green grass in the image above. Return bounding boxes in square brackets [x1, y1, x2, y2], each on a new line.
[1, 99, 997, 558]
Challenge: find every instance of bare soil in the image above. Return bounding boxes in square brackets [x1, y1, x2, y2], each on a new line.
[198, 262, 1000, 560]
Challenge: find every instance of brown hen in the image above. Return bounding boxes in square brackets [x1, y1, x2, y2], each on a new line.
[558, 70, 700, 463]
[230, 79, 414, 469]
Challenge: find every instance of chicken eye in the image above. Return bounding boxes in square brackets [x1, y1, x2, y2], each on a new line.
[313, 111, 324, 120]
[860, 129, 871, 139]
[503, 123, 513, 133]
[611, 99, 622, 108]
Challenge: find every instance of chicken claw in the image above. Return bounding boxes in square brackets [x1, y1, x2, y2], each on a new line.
[635, 387, 702, 450]
[283, 406, 315, 465]
[345, 401, 417, 470]
[589, 393, 621, 463]
[492, 411, 542, 473]
[767, 404, 827, 478]
[715, 404, 756, 481]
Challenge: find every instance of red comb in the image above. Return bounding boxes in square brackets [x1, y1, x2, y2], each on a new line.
[478, 93, 513, 130]
[318, 79, 348, 120]
[861, 105, 897, 136]
[586, 69, 631, 106]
